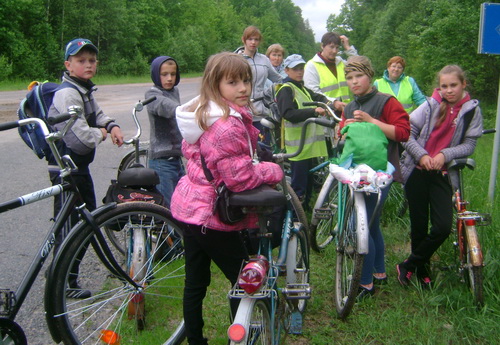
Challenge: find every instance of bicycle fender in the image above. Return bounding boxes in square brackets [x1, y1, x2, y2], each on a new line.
[353, 192, 369, 255]
[44, 202, 118, 343]
[228, 298, 260, 344]
[464, 225, 483, 266]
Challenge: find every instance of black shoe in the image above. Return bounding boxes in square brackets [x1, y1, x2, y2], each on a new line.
[66, 285, 91, 299]
[357, 286, 375, 301]
[373, 276, 388, 285]
[416, 265, 432, 288]
[396, 262, 414, 287]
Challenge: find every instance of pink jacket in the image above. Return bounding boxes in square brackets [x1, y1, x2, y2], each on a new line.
[171, 97, 284, 231]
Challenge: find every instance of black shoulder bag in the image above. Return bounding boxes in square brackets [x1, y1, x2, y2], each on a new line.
[200, 154, 245, 225]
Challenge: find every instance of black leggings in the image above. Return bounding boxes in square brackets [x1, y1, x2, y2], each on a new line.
[182, 223, 249, 345]
[404, 169, 453, 268]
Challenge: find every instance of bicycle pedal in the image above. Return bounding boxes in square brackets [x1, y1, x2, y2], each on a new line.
[0, 289, 15, 315]
[288, 311, 303, 334]
[477, 213, 492, 226]
[313, 207, 332, 220]
[282, 284, 311, 300]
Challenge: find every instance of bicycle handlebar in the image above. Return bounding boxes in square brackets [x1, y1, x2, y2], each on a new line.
[273, 117, 336, 162]
[123, 97, 157, 146]
[302, 101, 342, 122]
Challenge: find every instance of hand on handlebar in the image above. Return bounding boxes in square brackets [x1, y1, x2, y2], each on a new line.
[111, 127, 124, 147]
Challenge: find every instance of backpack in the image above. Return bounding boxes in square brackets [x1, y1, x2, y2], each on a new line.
[17, 81, 79, 159]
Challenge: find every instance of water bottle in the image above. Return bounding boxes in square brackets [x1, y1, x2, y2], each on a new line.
[238, 255, 269, 294]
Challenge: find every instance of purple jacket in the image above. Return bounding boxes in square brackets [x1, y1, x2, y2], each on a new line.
[171, 97, 283, 231]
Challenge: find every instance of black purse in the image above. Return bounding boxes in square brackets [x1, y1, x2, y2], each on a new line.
[200, 154, 245, 225]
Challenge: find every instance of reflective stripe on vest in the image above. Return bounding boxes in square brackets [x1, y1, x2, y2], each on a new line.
[281, 83, 328, 161]
[312, 61, 351, 102]
[376, 76, 415, 113]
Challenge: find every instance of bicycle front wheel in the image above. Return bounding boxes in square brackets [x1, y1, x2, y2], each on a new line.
[464, 224, 484, 307]
[117, 147, 149, 178]
[286, 224, 310, 313]
[335, 189, 364, 320]
[310, 174, 338, 252]
[46, 202, 186, 345]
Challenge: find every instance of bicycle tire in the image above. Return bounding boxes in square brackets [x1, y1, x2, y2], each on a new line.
[286, 224, 310, 313]
[464, 224, 484, 307]
[310, 174, 338, 252]
[287, 182, 309, 230]
[334, 189, 364, 320]
[117, 148, 149, 178]
[46, 202, 186, 345]
[0, 318, 27, 345]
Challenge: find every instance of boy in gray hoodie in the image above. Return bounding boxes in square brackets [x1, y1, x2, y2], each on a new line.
[145, 56, 184, 208]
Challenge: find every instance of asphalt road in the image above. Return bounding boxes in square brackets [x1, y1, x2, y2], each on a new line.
[0, 78, 201, 344]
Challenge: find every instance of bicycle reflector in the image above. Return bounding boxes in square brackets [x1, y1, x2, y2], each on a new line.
[237, 255, 269, 294]
[228, 323, 246, 342]
[99, 329, 120, 345]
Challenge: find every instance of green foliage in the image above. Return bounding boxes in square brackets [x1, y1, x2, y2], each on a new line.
[1, 0, 316, 80]
[328, 0, 500, 104]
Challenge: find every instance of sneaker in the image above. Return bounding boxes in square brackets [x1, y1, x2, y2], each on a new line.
[396, 262, 413, 286]
[417, 265, 432, 288]
[66, 285, 91, 299]
[357, 286, 375, 301]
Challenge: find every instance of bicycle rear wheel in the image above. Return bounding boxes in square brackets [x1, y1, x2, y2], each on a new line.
[335, 189, 364, 320]
[310, 174, 338, 252]
[464, 224, 484, 307]
[46, 202, 186, 345]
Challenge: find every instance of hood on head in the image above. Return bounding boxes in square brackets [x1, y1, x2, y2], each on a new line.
[151, 56, 180, 89]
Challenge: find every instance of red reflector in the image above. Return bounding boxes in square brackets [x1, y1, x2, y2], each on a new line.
[465, 219, 475, 226]
[228, 323, 246, 342]
[100, 329, 121, 344]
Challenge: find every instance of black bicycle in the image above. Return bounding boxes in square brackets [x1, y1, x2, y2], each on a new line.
[0, 106, 186, 344]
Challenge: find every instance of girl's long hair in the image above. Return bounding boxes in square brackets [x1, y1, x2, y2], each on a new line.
[196, 52, 253, 130]
[436, 65, 467, 126]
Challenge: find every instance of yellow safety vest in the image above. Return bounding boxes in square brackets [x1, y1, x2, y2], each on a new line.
[376, 76, 415, 113]
[277, 83, 328, 161]
[310, 61, 351, 102]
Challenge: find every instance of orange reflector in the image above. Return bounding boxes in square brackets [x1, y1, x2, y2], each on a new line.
[228, 323, 246, 342]
[100, 329, 121, 345]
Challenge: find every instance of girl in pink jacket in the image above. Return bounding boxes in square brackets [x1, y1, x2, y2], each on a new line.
[172, 52, 283, 345]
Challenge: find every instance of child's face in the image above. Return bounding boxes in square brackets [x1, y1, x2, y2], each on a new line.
[65, 50, 98, 81]
[439, 73, 466, 106]
[219, 75, 251, 107]
[285, 64, 305, 82]
[269, 51, 283, 67]
[160, 62, 177, 90]
[244, 36, 261, 53]
[346, 71, 371, 97]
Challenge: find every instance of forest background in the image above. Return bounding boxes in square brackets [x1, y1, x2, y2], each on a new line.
[1, 0, 500, 107]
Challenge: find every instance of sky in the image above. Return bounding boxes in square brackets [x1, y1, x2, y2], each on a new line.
[293, 0, 345, 42]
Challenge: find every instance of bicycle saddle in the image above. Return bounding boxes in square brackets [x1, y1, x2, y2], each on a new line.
[118, 165, 160, 188]
[229, 184, 286, 207]
[447, 158, 475, 171]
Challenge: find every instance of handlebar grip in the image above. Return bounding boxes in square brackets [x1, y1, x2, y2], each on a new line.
[142, 96, 157, 106]
[482, 129, 496, 135]
[302, 102, 318, 107]
[0, 121, 20, 131]
[47, 112, 72, 125]
[312, 117, 336, 128]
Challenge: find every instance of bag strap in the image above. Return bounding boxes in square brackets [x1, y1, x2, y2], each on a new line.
[200, 153, 215, 184]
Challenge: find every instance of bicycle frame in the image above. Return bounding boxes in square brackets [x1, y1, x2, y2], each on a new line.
[0, 110, 140, 339]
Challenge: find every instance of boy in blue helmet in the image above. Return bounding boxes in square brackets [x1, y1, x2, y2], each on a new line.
[145, 56, 184, 207]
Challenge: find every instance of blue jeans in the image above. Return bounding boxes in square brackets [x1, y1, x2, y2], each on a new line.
[149, 157, 184, 208]
[360, 183, 392, 285]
